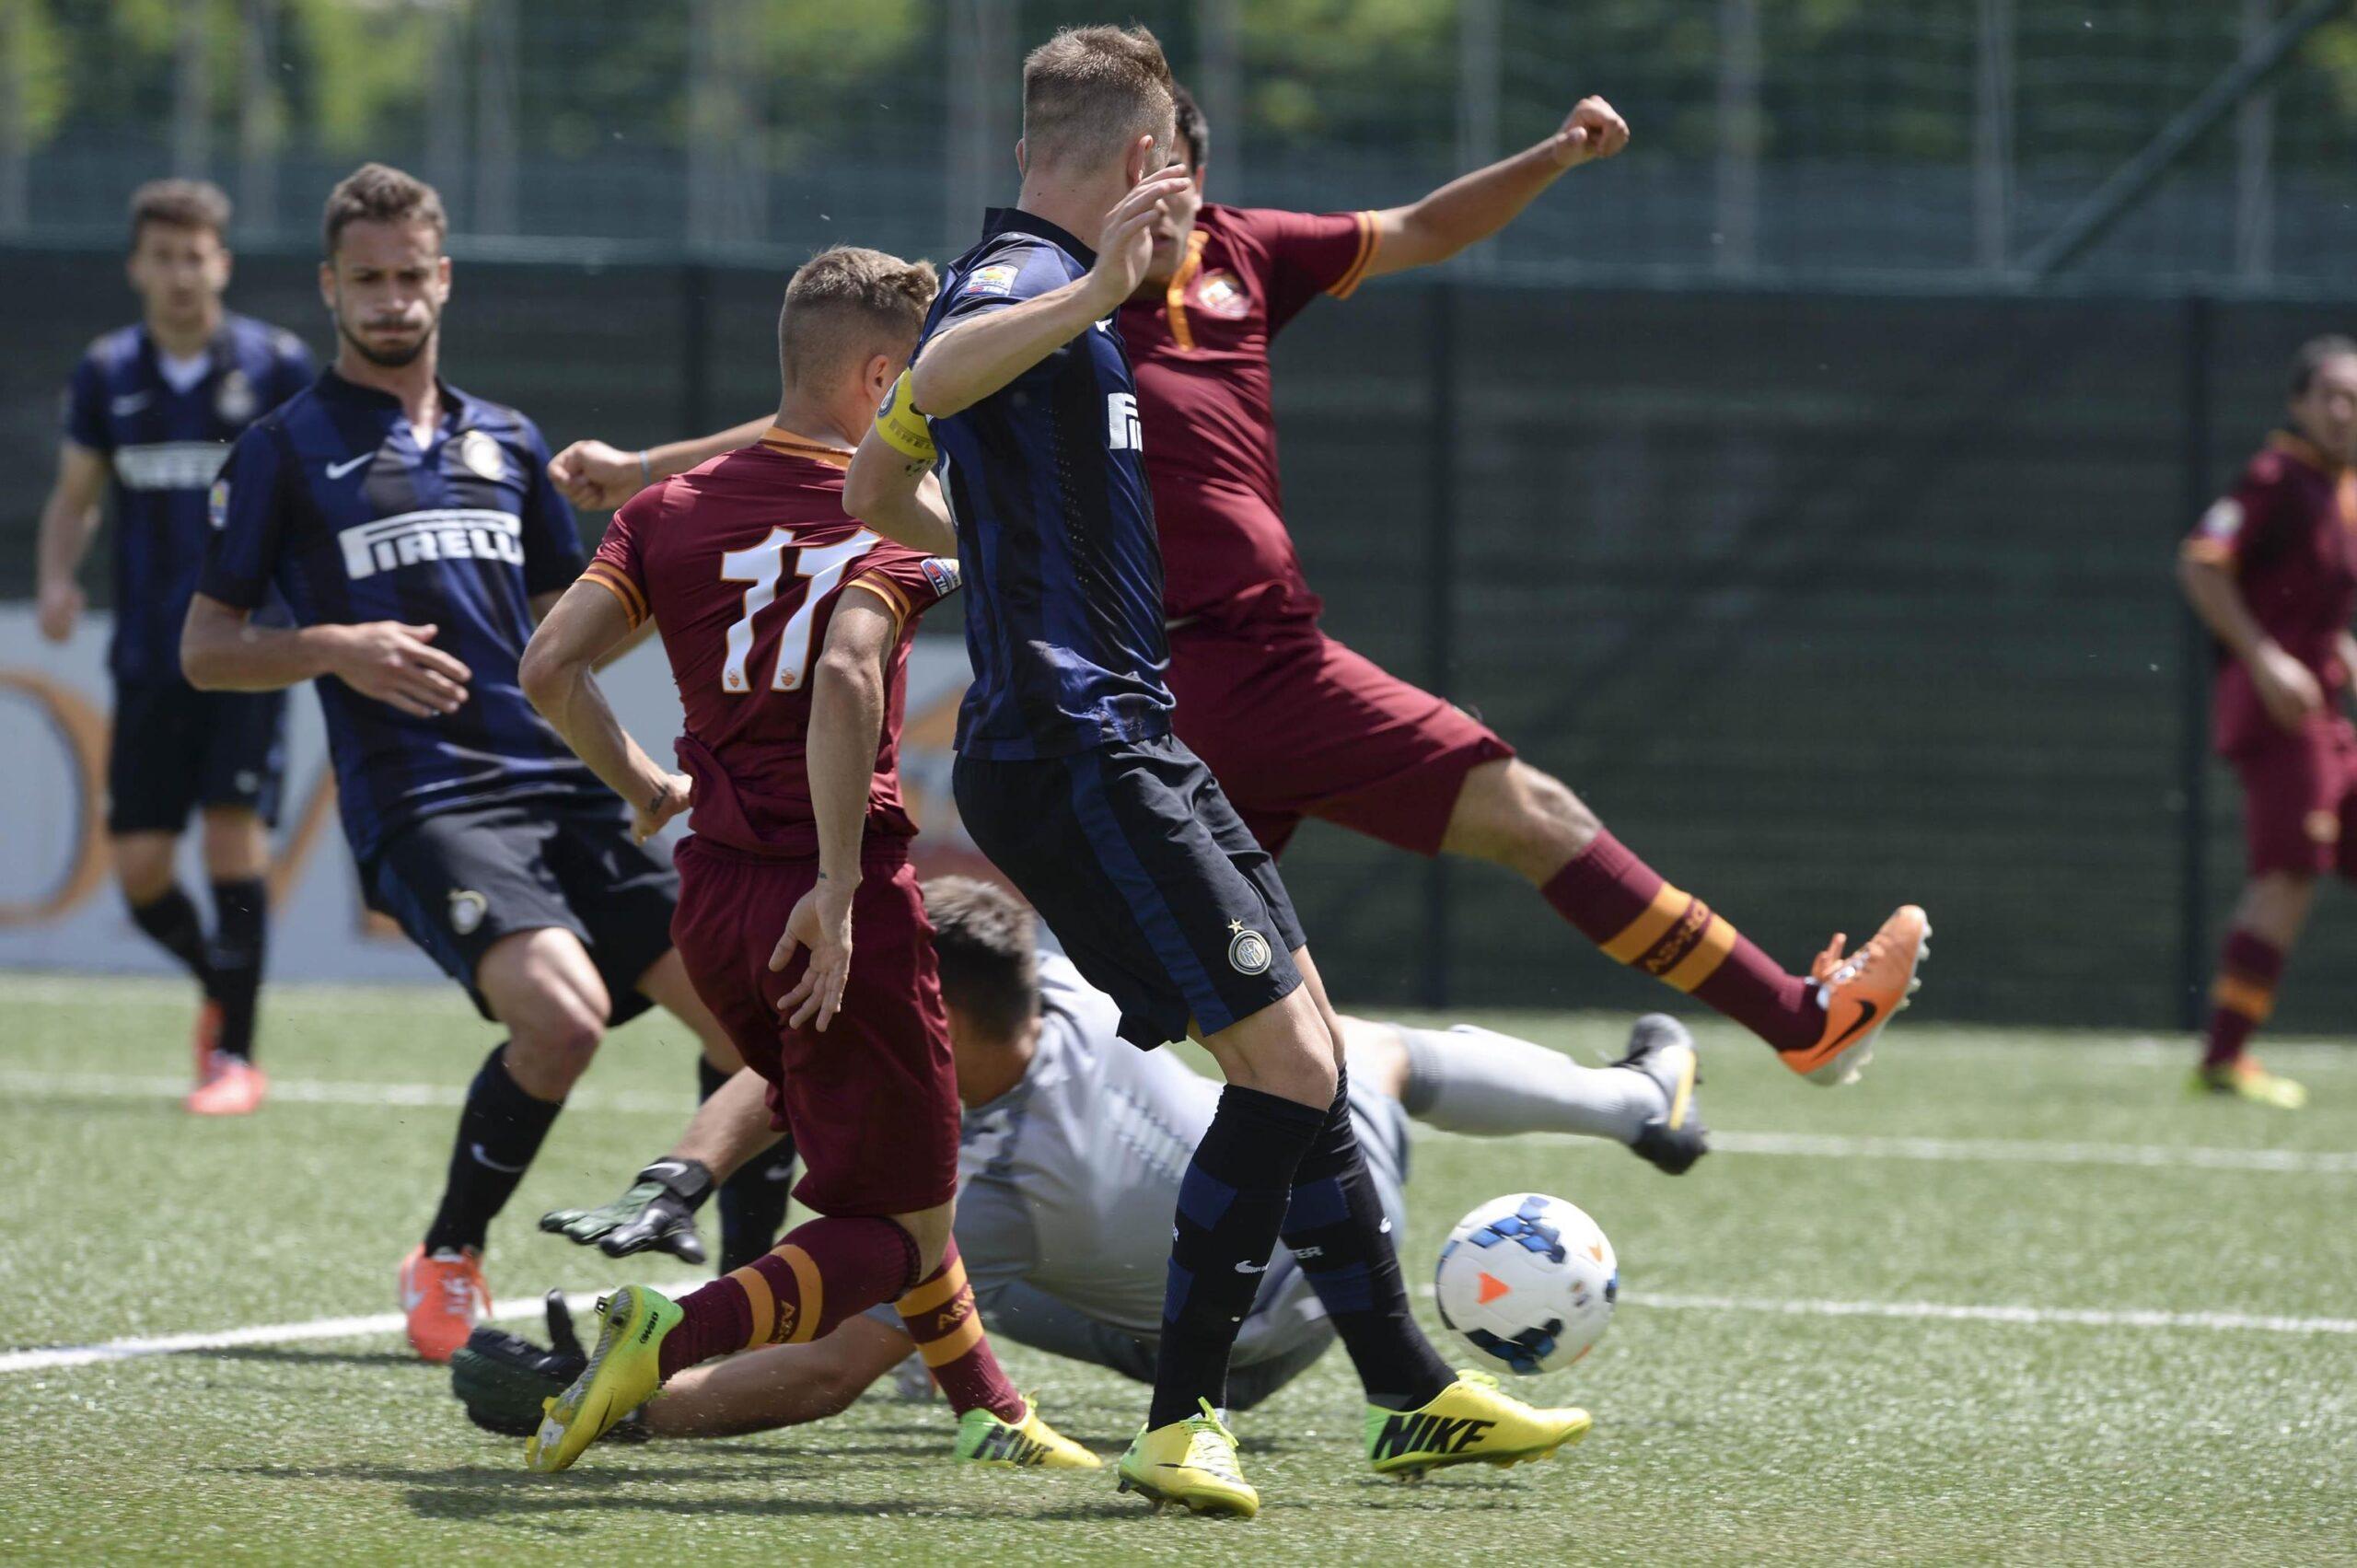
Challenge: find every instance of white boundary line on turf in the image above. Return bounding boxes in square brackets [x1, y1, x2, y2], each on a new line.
[8, 1066, 2353, 1174]
[0, 1279, 703, 1376]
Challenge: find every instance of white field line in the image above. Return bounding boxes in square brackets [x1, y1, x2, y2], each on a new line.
[13, 1276, 2353, 1378]
[0, 1278, 704, 1376]
[8, 1066, 2352, 1175]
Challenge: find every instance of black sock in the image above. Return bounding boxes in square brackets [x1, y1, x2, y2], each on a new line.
[1150, 1084, 1325, 1429]
[128, 886, 214, 992]
[696, 1060, 798, 1274]
[423, 1043, 562, 1255]
[1279, 1066, 1454, 1410]
[206, 878, 268, 1063]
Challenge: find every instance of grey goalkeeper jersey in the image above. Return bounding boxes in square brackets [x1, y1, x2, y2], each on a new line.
[931, 954, 1411, 1386]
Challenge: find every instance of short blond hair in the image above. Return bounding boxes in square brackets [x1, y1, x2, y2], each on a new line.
[1021, 25, 1177, 173]
[778, 245, 937, 390]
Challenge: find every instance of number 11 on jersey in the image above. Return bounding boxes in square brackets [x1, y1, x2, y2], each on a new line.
[717, 527, 878, 694]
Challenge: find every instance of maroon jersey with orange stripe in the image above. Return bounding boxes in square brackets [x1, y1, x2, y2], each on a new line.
[1118, 203, 1378, 630]
[582, 429, 961, 857]
[2181, 429, 2357, 754]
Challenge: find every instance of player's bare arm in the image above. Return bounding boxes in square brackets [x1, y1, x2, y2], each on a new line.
[32, 442, 110, 643]
[1364, 95, 1630, 278]
[769, 584, 900, 1030]
[843, 432, 958, 557]
[540, 1065, 782, 1262]
[547, 416, 772, 511]
[181, 591, 470, 718]
[907, 159, 1190, 416]
[517, 581, 691, 841]
[2177, 553, 2324, 731]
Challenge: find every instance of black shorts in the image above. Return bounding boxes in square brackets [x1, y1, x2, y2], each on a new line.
[954, 734, 1307, 1049]
[107, 680, 287, 836]
[366, 801, 680, 1025]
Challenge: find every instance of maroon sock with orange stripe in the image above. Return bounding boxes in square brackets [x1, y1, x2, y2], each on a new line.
[656, 1215, 920, 1380]
[2200, 928, 2284, 1070]
[894, 1239, 1026, 1422]
[1541, 830, 1819, 1052]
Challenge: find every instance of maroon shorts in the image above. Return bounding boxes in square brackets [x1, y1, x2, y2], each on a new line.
[1166, 621, 1515, 856]
[668, 835, 958, 1217]
[2230, 714, 2357, 879]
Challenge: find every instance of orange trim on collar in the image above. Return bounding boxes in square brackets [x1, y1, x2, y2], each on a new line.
[1163, 229, 1209, 354]
[760, 426, 853, 470]
[2269, 429, 2351, 478]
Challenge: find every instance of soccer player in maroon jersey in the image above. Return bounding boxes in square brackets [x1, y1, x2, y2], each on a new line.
[2177, 336, 2357, 1109]
[511, 247, 1093, 1472]
[548, 88, 1927, 1083]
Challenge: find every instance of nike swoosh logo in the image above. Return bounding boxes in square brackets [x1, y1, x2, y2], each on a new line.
[326, 453, 374, 480]
[110, 393, 153, 415]
[1828, 998, 1879, 1049]
[470, 1143, 528, 1174]
[645, 1161, 685, 1180]
[1233, 1260, 1267, 1274]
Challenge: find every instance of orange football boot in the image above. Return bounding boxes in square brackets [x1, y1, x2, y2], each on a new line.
[186, 1056, 269, 1115]
[401, 1245, 492, 1363]
[1782, 905, 1930, 1086]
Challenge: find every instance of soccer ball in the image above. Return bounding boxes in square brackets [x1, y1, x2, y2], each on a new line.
[1434, 1193, 1618, 1376]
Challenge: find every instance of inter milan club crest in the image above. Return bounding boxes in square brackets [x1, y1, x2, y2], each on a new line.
[457, 429, 507, 482]
[214, 368, 258, 424]
[1194, 270, 1250, 319]
[447, 889, 488, 936]
[1226, 919, 1272, 976]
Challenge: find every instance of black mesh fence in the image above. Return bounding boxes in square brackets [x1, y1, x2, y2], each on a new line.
[2, 243, 2351, 1033]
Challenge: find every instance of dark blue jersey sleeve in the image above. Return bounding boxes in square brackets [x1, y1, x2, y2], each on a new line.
[198, 424, 294, 610]
[516, 418, 586, 597]
[269, 334, 318, 410]
[64, 350, 110, 453]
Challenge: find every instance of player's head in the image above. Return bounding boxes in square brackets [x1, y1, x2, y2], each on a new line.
[922, 877, 1041, 1068]
[1016, 24, 1178, 196]
[2286, 334, 2357, 460]
[319, 163, 450, 370]
[125, 179, 233, 331]
[777, 245, 938, 421]
[1143, 82, 1212, 286]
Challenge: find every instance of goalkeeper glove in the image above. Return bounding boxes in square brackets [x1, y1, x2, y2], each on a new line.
[539, 1158, 714, 1263]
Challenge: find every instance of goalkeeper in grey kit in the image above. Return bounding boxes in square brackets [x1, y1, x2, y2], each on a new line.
[454, 877, 1706, 1440]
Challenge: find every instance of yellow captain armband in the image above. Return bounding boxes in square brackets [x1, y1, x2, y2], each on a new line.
[875, 371, 937, 463]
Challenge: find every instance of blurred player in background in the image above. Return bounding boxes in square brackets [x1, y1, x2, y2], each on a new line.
[459, 875, 1706, 1441]
[33, 179, 314, 1114]
[549, 85, 1928, 1090]
[2177, 335, 2357, 1109]
[180, 163, 738, 1361]
[511, 246, 1091, 1475]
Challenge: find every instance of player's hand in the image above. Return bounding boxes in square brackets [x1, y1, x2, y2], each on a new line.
[772, 874, 856, 1030]
[1547, 96, 1631, 168]
[2252, 643, 2326, 732]
[538, 1160, 714, 1262]
[35, 578, 83, 644]
[633, 772, 693, 842]
[1088, 156, 1195, 310]
[547, 438, 646, 510]
[328, 621, 472, 717]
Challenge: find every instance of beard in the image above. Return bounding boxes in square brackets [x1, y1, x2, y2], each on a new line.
[338, 312, 435, 368]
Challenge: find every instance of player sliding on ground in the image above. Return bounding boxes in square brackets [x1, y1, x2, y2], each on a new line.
[452, 875, 1707, 1441]
[181, 164, 744, 1362]
[552, 87, 1929, 1087]
[842, 25, 1591, 1516]
[510, 246, 1091, 1474]
[2177, 335, 2357, 1109]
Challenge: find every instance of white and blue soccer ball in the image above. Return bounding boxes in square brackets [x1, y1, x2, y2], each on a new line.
[1434, 1193, 1618, 1376]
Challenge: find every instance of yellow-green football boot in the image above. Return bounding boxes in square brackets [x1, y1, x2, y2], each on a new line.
[1364, 1371, 1591, 1481]
[524, 1284, 680, 1473]
[1115, 1400, 1258, 1517]
[955, 1396, 1101, 1469]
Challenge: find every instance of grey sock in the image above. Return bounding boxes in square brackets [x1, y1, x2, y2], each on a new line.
[1395, 1024, 1659, 1144]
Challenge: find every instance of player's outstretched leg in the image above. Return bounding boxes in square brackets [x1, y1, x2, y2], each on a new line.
[1385, 1014, 1709, 1174]
[1444, 759, 1927, 1086]
[900, 1242, 1098, 1469]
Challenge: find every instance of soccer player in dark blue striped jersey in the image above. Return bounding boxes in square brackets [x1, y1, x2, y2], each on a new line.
[34, 179, 314, 1115]
[845, 25, 1589, 1516]
[180, 163, 737, 1364]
